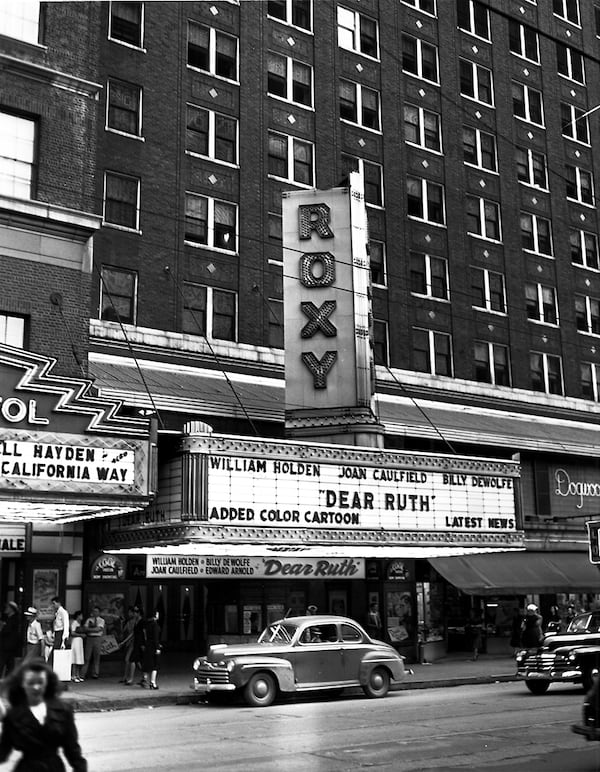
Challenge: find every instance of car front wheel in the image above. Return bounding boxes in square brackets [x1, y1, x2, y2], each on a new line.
[525, 679, 550, 695]
[244, 672, 277, 707]
[362, 667, 390, 699]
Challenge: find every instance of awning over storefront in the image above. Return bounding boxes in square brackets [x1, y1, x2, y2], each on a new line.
[429, 551, 600, 595]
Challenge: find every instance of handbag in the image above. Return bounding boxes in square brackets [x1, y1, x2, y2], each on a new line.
[53, 649, 72, 681]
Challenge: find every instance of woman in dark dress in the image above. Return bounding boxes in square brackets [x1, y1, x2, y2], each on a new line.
[0, 658, 87, 771]
[140, 610, 161, 690]
[130, 606, 146, 686]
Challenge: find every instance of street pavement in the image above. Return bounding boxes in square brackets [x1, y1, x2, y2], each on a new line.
[56, 652, 521, 713]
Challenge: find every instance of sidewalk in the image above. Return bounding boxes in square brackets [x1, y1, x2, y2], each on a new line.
[57, 653, 520, 713]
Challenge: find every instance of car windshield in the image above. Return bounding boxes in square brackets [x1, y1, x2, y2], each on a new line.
[569, 613, 593, 633]
[258, 622, 296, 644]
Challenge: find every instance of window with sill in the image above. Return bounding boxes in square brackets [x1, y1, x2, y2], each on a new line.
[410, 252, 449, 300]
[369, 240, 386, 286]
[407, 177, 445, 225]
[460, 59, 493, 106]
[186, 105, 238, 164]
[0, 111, 36, 199]
[402, 0, 436, 14]
[575, 295, 600, 335]
[184, 193, 237, 251]
[268, 131, 314, 186]
[337, 6, 378, 58]
[340, 154, 383, 207]
[466, 195, 501, 241]
[188, 22, 238, 81]
[508, 19, 539, 62]
[471, 266, 506, 313]
[402, 34, 439, 83]
[556, 43, 585, 83]
[561, 103, 589, 143]
[182, 282, 237, 342]
[456, 0, 490, 40]
[103, 172, 140, 230]
[404, 104, 442, 152]
[267, 0, 311, 31]
[267, 52, 312, 108]
[107, 79, 142, 136]
[413, 327, 453, 376]
[339, 79, 380, 131]
[553, 0, 580, 25]
[0, 0, 40, 44]
[520, 212, 552, 256]
[530, 351, 563, 395]
[565, 164, 594, 205]
[100, 266, 137, 325]
[581, 361, 600, 400]
[463, 126, 497, 172]
[513, 82, 544, 126]
[474, 341, 510, 386]
[570, 229, 599, 270]
[516, 147, 547, 189]
[525, 282, 558, 325]
[267, 298, 284, 348]
[0, 314, 26, 348]
[373, 319, 389, 366]
[109, 2, 143, 47]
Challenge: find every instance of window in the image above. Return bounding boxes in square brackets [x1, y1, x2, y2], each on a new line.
[459, 59, 493, 106]
[373, 320, 389, 366]
[339, 80, 380, 131]
[404, 104, 442, 152]
[525, 283, 558, 325]
[100, 267, 137, 324]
[103, 172, 140, 230]
[557, 43, 584, 83]
[184, 193, 237, 251]
[268, 131, 314, 186]
[182, 282, 237, 341]
[267, 298, 284, 348]
[530, 352, 563, 395]
[369, 240, 386, 286]
[570, 229, 599, 270]
[187, 22, 238, 81]
[520, 212, 552, 256]
[471, 267, 506, 313]
[512, 82, 544, 126]
[474, 341, 510, 386]
[341, 154, 383, 207]
[0, 112, 36, 199]
[407, 177, 445, 224]
[553, 0, 580, 25]
[267, 52, 312, 107]
[515, 147, 547, 189]
[457, 0, 490, 40]
[402, 34, 439, 83]
[466, 195, 501, 241]
[402, 0, 436, 14]
[463, 126, 497, 172]
[186, 105, 237, 164]
[566, 165, 594, 205]
[109, 2, 143, 47]
[0, 0, 40, 44]
[561, 103, 589, 143]
[410, 252, 449, 300]
[508, 20, 539, 62]
[413, 328, 453, 376]
[596, 5, 600, 37]
[337, 6, 378, 58]
[0, 314, 26, 348]
[575, 295, 600, 335]
[106, 80, 142, 136]
[267, 0, 312, 31]
[581, 362, 600, 400]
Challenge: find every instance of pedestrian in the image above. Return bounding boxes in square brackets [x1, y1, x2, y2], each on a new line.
[51, 597, 70, 660]
[118, 606, 137, 685]
[69, 612, 85, 683]
[23, 607, 44, 663]
[130, 606, 145, 686]
[366, 601, 382, 639]
[80, 606, 104, 681]
[521, 603, 544, 648]
[0, 657, 87, 770]
[510, 607, 523, 656]
[0, 601, 22, 678]
[140, 610, 161, 690]
[465, 610, 484, 661]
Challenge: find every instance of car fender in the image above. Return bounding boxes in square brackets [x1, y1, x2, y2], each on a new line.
[358, 650, 404, 683]
[228, 656, 296, 692]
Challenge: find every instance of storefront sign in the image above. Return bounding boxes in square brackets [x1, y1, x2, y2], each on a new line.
[145, 555, 365, 579]
[91, 554, 125, 580]
[0, 524, 26, 552]
[552, 466, 600, 514]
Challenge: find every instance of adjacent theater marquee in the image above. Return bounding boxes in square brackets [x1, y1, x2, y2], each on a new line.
[180, 433, 522, 542]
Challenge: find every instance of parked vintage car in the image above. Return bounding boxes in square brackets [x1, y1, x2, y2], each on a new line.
[516, 611, 600, 694]
[192, 614, 408, 707]
[572, 671, 600, 741]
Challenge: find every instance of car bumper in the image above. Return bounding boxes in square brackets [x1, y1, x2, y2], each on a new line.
[516, 669, 581, 682]
[572, 723, 600, 741]
[193, 677, 236, 694]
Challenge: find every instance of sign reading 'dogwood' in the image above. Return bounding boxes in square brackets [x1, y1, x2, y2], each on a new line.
[146, 554, 365, 579]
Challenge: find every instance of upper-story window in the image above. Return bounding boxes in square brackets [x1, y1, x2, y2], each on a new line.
[182, 282, 237, 342]
[581, 361, 600, 401]
[556, 43, 585, 83]
[99, 266, 137, 324]
[268, 131, 314, 186]
[0, 111, 36, 199]
[471, 266, 506, 313]
[571, 228, 599, 270]
[553, 0, 580, 25]
[407, 177, 445, 225]
[373, 320, 389, 366]
[267, 0, 311, 31]
[530, 351, 563, 395]
[413, 328, 453, 376]
[561, 103, 590, 144]
[341, 154, 384, 207]
[186, 105, 238, 165]
[184, 193, 237, 252]
[474, 341, 511, 386]
[512, 82, 544, 126]
[0, 314, 26, 348]
[103, 171, 140, 231]
[566, 164, 594, 206]
[508, 20, 539, 62]
[404, 104, 442, 152]
[339, 80, 381, 131]
[337, 6, 378, 58]
[459, 59, 494, 106]
[109, 2, 143, 48]
[516, 147, 548, 189]
[463, 126, 497, 172]
[466, 195, 501, 241]
[0, 0, 40, 44]
[525, 282, 559, 325]
[402, 0, 436, 15]
[456, 0, 490, 40]
[267, 52, 313, 108]
[106, 80, 142, 137]
[188, 22, 238, 81]
[410, 251, 449, 301]
[575, 294, 600, 335]
[520, 212, 553, 256]
[402, 34, 439, 84]
[369, 240, 386, 286]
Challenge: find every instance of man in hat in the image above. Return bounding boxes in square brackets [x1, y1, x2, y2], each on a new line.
[0, 601, 21, 676]
[23, 606, 44, 662]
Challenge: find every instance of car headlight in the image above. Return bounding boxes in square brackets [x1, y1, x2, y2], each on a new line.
[215, 659, 235, 672]
[193, 657, 203, 671]
[568, 652, 578, 662]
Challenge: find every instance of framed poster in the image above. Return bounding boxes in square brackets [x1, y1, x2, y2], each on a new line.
[328, 589, 347, 616]
[33, 568, 59, 623]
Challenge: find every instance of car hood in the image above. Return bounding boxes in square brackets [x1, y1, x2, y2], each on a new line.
[206, 642, 289, 661]
[544, 632, 600, 650]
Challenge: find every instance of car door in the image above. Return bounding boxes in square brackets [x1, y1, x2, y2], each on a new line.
[290, 622, 345, 688]
[339, 622, 367, 684]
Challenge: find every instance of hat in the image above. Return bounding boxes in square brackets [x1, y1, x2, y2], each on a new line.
[307, 605, 317, 613]
[7, 601, 18, 613]
[24, 606, 37, 616]
[526, 603, 538, 612]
